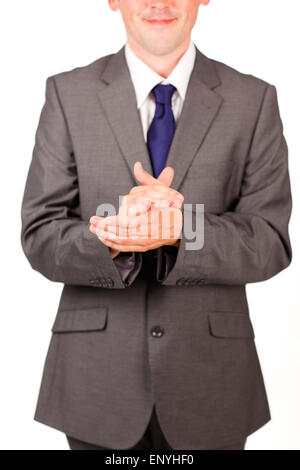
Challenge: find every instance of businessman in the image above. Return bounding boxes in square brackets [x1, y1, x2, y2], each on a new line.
[21, 0, 292, 450]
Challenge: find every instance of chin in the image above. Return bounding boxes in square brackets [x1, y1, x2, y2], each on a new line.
[144, 39, 180, 56]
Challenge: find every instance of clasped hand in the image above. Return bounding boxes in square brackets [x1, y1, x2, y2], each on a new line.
[89, 162, 184, 257]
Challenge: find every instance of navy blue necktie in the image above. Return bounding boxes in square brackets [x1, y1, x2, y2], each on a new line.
[147, 83, 177, 178]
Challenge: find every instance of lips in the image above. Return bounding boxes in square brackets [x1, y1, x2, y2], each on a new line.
[145, 18, 176, 26]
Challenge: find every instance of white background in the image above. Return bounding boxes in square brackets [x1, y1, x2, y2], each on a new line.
[1, 0, 299, 450]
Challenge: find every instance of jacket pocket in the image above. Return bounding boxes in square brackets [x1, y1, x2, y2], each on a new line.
[51, 306, 108, 333]
[208, 312, 255, 339]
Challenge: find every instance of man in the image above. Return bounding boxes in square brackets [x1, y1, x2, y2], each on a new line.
[20, 0, 292, 450]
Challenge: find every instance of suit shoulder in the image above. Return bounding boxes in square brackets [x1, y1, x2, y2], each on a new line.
[46, 51, 114, 87]
[208, 54, 275, 93]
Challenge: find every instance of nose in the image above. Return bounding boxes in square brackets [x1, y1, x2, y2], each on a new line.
[149, 1, 172, 8]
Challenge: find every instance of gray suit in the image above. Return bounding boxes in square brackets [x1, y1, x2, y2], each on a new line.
[20, 43, 292, 450]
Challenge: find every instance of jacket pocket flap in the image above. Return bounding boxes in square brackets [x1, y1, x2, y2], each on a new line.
[51, 306, 108, 333]
[208, 312, 255, 338]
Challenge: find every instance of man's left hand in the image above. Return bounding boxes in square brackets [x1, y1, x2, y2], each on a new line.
[89, 205, 182, 252]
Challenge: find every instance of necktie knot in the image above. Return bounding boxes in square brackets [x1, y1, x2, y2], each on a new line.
[151, 83, 177, 106]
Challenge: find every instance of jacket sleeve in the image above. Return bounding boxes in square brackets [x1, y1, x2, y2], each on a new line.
[20, 76, 142, 289]
[158, 84, 292, 286]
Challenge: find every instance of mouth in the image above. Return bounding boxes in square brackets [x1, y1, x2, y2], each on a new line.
[144, 18, 177, 26]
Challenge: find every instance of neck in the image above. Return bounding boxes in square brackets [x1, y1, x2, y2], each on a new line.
[127, 37, 191, 78]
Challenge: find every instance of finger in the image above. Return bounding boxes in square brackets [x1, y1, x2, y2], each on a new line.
[96, 227, 118, 240]
[151, 185, 184, 203]
[89, 223, 97, 235]
[97, 233, 138, 251]
[96, 227, 146, 246]
[130, 183, 183, 199]
[120, 194, 169, 215]
[137, 188, 183, 207]
[138, 194, 173, 204]
[152, 200, 172, 209]
[90, 218, 146, 246]
[98, 236, 148, 252]
[90, 217, 121, 239]
[93, 213, 143, 231]
[90, 222, 124, 239]
[97, 227, 160, 251]
[129, 186, 184, 208]
[134, 161, 157, 186]
[90, 215, 118, 230]
[89, 215, 107, 227]
[170, 199, 183, 208]
[118, 195, 129, 218]
[127, 200, 151, 216]
[129, 184, 153, 194]
[119, 194, 146, 217]
[157, 166, 174, 187]
[103, 218, 142, 235]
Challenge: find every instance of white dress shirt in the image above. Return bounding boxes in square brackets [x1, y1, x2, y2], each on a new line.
[124, 40, 196, 142]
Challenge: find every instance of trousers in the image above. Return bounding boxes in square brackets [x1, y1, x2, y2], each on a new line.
[66, 405, 247, 450]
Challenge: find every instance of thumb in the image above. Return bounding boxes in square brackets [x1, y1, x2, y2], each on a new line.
[134, 161, 157, 186]
[157, 166, 174, 187]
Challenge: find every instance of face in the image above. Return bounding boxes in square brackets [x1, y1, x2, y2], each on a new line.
[108, 0, 210, 56]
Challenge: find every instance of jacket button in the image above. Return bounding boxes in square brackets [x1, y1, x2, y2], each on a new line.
[150, 326, 164, 338]
[107, 277, 114, 287]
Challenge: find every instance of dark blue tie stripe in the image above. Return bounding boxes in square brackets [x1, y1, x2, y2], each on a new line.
[147, 84, 177, 178]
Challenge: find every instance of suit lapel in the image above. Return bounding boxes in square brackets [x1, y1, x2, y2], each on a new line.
[97, 45, 153, 183]
[97, 43, 223, 192]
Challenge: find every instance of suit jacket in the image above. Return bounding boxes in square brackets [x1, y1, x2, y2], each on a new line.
[20, 43, 292, 450]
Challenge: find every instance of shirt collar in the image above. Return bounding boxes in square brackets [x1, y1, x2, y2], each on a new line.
[124, 40, 196, 109]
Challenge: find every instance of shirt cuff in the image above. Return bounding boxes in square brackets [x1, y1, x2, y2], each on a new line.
[113, 251, 142, 286]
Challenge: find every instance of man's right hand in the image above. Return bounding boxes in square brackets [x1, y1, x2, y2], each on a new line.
[119, 161, 184, 218]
